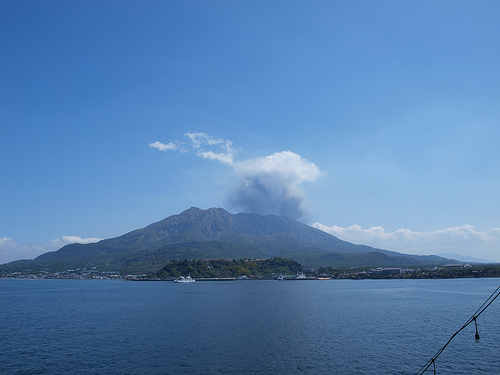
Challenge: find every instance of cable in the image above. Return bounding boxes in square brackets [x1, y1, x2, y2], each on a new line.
[414, 285, 500, 375]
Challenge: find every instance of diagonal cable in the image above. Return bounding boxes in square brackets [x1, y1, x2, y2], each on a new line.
[414, 285, 500, 375]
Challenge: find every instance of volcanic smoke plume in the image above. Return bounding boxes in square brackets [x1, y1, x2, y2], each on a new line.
[228, 151, 320, 220]
[150, 134, 321, 221]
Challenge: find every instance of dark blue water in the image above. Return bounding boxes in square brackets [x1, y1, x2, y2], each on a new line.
[1, 278, 499, 374]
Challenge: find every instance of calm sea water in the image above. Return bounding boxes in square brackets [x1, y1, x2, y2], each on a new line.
[1, 278, 499, 375]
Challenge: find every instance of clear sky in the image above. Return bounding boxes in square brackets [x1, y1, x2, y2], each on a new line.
[2, 0, 500, 264]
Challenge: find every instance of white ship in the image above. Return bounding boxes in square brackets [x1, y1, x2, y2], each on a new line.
[174, 274, 195, 283]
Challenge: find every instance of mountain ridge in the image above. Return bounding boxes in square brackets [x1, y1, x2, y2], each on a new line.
[5, 207, 450, 273]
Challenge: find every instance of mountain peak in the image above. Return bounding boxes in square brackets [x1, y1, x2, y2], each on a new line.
[179, 206, 230, 217]
[29, 207, 450, 272]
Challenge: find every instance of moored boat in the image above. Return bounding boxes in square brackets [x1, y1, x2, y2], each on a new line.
[174, 274, 195, 283]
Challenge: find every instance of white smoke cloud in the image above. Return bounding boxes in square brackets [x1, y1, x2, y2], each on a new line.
[150, 133, 321, 220]
[312, 223, 500, 262]
[229, 151, 321, 220]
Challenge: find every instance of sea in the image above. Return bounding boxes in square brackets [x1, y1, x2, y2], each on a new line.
[1, 278, 499, 375]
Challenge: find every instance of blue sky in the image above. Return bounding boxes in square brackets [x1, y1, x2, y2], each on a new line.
[2, 0, 500, 263]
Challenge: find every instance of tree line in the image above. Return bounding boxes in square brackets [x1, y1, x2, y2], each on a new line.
[153, 257, 302, 278]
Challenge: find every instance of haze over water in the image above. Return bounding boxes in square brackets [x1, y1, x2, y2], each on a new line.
[1, 278, 499, 374]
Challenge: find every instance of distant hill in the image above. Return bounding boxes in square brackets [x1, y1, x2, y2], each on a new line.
[437, 253, 495, 264]
[154, 258, 303, 279]
[1, 207, 450, 274]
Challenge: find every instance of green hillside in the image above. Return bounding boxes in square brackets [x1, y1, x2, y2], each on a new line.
[154, 257, 302, 279]
[0, 207, 452, 275]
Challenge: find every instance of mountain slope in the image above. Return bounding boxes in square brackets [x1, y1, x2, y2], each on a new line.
[11, 207, 450, 273]
[37, 207, 395, 261]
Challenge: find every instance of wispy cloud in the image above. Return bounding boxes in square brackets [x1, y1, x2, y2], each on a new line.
[197, 150, 234, 165]
[151, 132, 234, 165]
[186, 132, 230, 148]
[312, 222, 500, 261]
[150, 133, 321, 220]
[149, 141, 178, 151]
[186, 132, 234, 165]
[0, 237, 15, 247]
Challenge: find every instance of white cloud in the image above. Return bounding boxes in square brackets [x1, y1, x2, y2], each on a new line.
[198, 150, 234, 165]
[0, 237, 48, 264]
[151, 132, 234, 164]
[0, 237, 15, 246]
[149, 141, 178, 151]
[61, 235, 102, 244]
[0, 234, 104, 264]
[50, 235, 102, 247]
[186, 132, 234, 164]
[312, 223, 500, 262]
[487, 228, 500, 237]
[186, 132, 228, 148]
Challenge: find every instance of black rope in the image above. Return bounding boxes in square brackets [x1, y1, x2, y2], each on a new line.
[414, 284, 500, 374]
